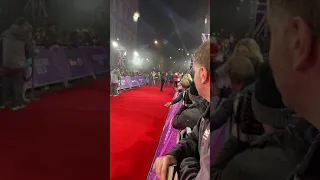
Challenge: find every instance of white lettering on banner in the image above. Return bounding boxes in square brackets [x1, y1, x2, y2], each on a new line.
[35, 58, 49, 75]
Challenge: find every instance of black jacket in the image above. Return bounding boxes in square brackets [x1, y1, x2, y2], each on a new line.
[172, 99, 206, 130]
[210, 120, 318, 180]
[167, 100, 210, 179]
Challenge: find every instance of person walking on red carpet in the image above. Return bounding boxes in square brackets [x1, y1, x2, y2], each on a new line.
[154, 40, 211, 180]
[160, 72, 166, 92]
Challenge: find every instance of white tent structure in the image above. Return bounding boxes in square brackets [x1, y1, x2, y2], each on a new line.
[24, 0, 48, 19]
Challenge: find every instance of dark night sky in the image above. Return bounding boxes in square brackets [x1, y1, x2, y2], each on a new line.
[211, 0, 252, 38]
[138, 0, 208, 62]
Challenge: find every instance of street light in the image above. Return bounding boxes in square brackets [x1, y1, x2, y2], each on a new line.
[134, 51, 139, 57]
[117, 38, 119, 41]
[170, 57, 172, 59]
[112, 41, 118, 48]
[187, 53, 189, 56]
[133, 11, 140, 22]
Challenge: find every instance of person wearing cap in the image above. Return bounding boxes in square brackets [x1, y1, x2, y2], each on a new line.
[210, 62, 308, 180]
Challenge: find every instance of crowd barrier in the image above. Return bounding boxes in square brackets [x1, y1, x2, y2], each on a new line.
[147, 92, 181, 180]
[24, 46, 109, 89]
[118, 76, 145, 90]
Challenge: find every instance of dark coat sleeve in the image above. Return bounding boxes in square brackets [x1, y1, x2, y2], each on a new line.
[211, 94, 236, 131]
[171, 93, 183, 105]
[172, 104, 201, 130]
[179, 157, 200, 180]
[211, 146, 295, 180]
[167, 119, 200, 164]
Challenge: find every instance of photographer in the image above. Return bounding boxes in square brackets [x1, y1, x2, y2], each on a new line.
[210, 63, 304, 180]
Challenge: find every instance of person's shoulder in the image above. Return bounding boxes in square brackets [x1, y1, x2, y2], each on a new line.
[223, 148, 293, 179]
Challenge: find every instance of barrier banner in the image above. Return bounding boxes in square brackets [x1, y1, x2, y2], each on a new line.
[120, 76, 130, 89]
[84, 47, 109, 74]
[147, 93, 181, 180]
[24, 46, 109, 89]
[33, 48, 68, 86]
[64, 48, 92, 79]
[137, 76, 145, 85]
[131, 76, 139, 87]
[124, 76, 133, 88]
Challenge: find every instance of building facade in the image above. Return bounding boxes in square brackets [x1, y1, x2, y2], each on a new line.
[110, 0, 138, 51]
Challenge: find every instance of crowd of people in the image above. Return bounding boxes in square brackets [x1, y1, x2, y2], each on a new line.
[146, 71, 189, 91]
[152, 1, 320, 179]
[33, 24, 102, 48]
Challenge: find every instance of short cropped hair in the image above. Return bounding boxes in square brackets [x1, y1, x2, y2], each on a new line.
[180, 78, 191, 89]
[226, 55, 255, 85]
[194, 40, 210, 72]
[268, 0, 320, 36]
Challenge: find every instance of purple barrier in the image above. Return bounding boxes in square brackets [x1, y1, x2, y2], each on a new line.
[32, 48, 69, 87]
[83, 47, 108, 74]
[124, 76, 133, 88]
[64, 48, 92, 79]
[131, 76, 139, 87]
[120, 76, 130, 89]
[147, 93, 181, 180]
[25, 46, 109, 89]
[137, 76, 145, 85]
[119, 76, 145, 90]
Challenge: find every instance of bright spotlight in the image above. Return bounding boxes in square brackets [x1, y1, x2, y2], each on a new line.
[117, 38, 119, 41]
[112, 41, 118, 48]
[154, 40, 158, 44]
[187, 53, 190, 56]
[133, 11, 140, 22]
[170, 57, 172, 59]
[134, 51, 139, 56]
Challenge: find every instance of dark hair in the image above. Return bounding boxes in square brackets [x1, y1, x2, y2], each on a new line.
[254, 62, 286, 108]
[14, 18, 27, 26]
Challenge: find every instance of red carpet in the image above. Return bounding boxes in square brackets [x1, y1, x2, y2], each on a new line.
[0, 79, 109, 180]
[110, 86, 174, 180]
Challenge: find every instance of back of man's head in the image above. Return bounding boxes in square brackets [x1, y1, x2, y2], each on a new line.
[194, 40, 210, 72]
[226, 55, 255, 87]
